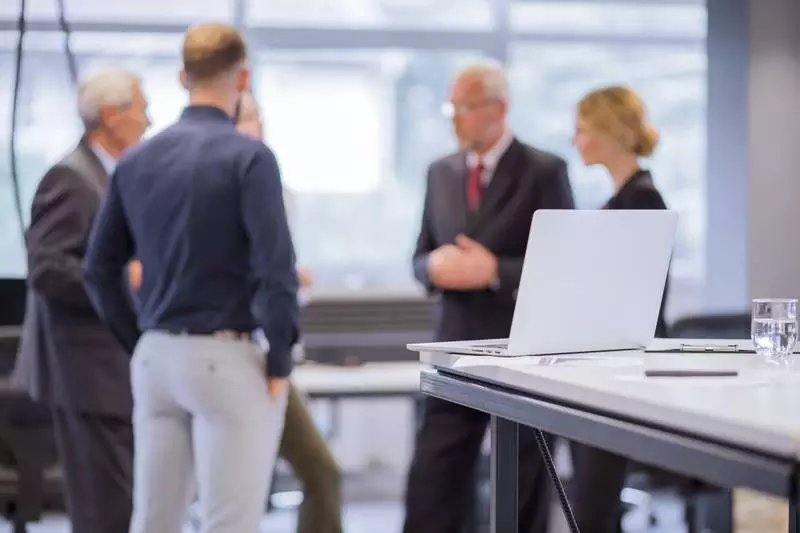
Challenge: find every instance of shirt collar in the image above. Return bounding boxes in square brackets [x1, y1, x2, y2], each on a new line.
[180, 105, 236, 125]
[603, 169, 651, 208]
[90, 142, 117, 175]
[466, 128, 514, 171]
[614, 168, 650, 195]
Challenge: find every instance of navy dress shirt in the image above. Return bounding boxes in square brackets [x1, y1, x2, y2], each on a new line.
[84, 105, 299, 378]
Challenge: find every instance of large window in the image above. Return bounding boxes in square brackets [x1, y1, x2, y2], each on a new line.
[248, 0, 496, 29]
[0, 0, 234, 22]
[253, 50, 480, 290]
[507, 0, 707, 318]
[0, 0, 708, 317]
[509, 1, 706, 38]
[508, 43, 706, 279]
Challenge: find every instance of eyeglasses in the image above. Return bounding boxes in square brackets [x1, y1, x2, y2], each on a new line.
[441, 99, 498, 118]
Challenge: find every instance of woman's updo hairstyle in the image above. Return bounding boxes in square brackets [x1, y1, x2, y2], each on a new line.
[577, 85, 659, 157]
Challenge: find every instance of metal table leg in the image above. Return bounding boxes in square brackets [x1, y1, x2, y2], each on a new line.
[533, 429, 581, 533]
[490, 416, 518, 533]
[489, 417, 581, 533]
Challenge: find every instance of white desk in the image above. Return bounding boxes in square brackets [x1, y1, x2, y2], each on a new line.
[0, 326, 20, 340]
[292, 361, 425, 399]
[423, 351, 800, 460]
[417, 350, 800, 533]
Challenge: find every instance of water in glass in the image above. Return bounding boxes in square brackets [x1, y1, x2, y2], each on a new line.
[752, 298, 798, 358]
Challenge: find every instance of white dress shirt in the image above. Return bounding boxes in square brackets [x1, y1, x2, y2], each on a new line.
[465, 128, 514, 186]
[90, 142, 117, 176]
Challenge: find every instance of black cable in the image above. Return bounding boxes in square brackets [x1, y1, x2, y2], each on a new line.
[9, 0, 27, 242]
[534, 429, 581, 533]
[56, 0, 78, 87]
[8, 0, 77, 243]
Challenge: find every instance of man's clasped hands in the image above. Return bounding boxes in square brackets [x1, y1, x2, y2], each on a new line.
[427, 235, 499, 291]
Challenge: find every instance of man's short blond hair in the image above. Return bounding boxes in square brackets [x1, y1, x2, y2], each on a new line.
[182, 23, 247, 84]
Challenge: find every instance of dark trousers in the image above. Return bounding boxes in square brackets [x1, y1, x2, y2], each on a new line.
[403, 397, 554, 533]
[52, 407, 134, 533]
[570, 443, 628, 533]
[278, 382, 343, 533]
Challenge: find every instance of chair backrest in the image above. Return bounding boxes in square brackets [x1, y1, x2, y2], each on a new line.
[670, 312, 751, 340]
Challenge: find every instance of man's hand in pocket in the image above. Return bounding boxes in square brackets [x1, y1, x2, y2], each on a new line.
[267, 377, 288, 399]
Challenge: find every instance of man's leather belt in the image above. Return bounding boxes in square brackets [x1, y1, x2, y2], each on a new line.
[211, 330, 250, 341]
[161, 329, 250, 341]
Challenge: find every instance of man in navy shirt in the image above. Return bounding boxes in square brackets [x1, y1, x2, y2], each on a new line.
[84, 23, 298, 533]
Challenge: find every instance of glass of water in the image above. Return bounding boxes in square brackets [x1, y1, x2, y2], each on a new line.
[752, 298, 798, 358]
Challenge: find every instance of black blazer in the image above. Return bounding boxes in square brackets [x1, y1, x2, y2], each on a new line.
[603, 169, 670, 337]
[413, 138, 575, 342]
[13, 138, 132, 416]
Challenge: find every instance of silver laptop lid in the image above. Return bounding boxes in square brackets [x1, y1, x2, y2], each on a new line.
[507, 209, 678, 356]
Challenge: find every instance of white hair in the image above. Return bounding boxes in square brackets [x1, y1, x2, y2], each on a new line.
[455, 59, 509, 101]
[77, 68, 141, 129]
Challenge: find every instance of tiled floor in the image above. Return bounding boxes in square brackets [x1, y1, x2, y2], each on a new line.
[0, 464, 694, 533]
[0, 501, 403, 533]
[0, 497, 689, 533]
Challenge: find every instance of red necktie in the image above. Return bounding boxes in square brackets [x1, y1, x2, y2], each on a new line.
[467, 160, 484, 212]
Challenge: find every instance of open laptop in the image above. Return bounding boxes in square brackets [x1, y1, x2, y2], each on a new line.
[407, 209, 678, 357]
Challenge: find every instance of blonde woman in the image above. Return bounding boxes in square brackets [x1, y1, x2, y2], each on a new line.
[570, 85, 669, 533]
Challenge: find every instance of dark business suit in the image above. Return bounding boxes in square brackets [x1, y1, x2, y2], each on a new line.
[403, 138, 575, 533]
[568, 168, 669, 533]
[14, 138, 133, 533]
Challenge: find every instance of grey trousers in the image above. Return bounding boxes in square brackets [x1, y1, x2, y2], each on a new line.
[129, 331, 287, 533]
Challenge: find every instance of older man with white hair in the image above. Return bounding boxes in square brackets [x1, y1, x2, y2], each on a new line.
[403, 59, 575, 533]
[14, 67, 149, 533]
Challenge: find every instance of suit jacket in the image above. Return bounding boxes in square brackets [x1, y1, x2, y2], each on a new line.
[14, 137, 133, 416]
[413, 138, 575, 342]
[603, 169, 670, 337]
